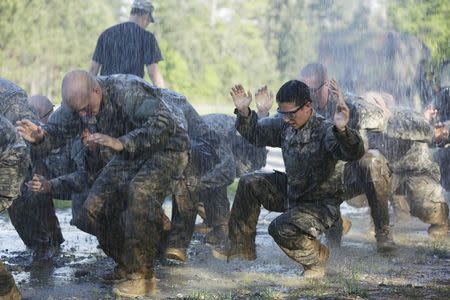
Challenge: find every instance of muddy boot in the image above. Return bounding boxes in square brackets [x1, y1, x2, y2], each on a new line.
[32, 245, 58, 263]
[194, 222, 212, 234]
[112, 275, 156, 298]
[428, 223, 449, 239]
[303, 242, 329, 279]
[204, 224, 228, 245]
[212, 239, 256, 261]
[164, 247, 187, 262]
[162, 212, 172, 232]
[375, 227, 396, 253]
[0, 261, 21, 300]
[101, 266, 127, 284]
[342, 216, 352, 235]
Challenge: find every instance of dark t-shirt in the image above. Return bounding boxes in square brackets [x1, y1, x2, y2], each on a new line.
[92, 22, 163, 78]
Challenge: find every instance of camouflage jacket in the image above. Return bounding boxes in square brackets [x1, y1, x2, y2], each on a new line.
[315, 93, 388, 148]
[159, 92, 235, 189]
[0, 78, 37, 124]
[203, 113, 267, 178]
[42, 75, 190, 159]
[368, 108, 440, 179]
[0, 116, 29, 212]
[236, 110, 365, 205]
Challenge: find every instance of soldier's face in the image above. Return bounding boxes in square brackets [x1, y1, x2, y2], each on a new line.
[278, 102, 312, 130]
[301, 76, 328, 109]
[75, 88, 102, 117]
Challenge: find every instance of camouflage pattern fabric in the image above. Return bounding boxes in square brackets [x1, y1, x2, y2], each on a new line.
[0, 116, 28, 212]
[229, 110, 364, 266]
[0, 78, 37, 124]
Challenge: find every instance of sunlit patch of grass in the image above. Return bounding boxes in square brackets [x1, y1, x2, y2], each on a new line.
[416, 240, 450, 259]
[261, 288, 284, 300]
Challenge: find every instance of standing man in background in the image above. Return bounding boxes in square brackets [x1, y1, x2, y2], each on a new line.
[89, 0, 165, 88]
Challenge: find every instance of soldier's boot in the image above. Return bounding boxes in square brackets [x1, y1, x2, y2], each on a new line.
[303, 241, 329, 279]
[112, 274, 156, 298]
[194, 223, 212, 234]
[428, 203, 449, 239]
[205, 224, 228, 245]
[342, 216, 352, 235]
[0, 262, 21, 300]
[101, 265, 127, 284]
[212, 238, 256, 261]
[163, 247, 187, 262]
[162, 213, 172, 232]
[375, 226, 396, 253]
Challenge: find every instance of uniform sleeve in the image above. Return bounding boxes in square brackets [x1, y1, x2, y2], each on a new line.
[92, 32, 106, 64]
[143, 32, 163, 65]
[236, 109, 284, 148]
[324, 125, 365, 161]
[117, 98, 176, 155]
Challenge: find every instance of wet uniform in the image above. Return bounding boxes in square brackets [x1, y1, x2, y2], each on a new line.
[368, 109, 449, 230]
[0, 116, 28, 300]
[315, 93, 392, 244]
[40, 74, 190, 279]
[230, 110, 364, 267]
[0, 78, 64, 255]
[200, 113, 267, 235]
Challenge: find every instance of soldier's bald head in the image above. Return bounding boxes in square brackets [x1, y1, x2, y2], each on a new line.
[28, 95, 54, 123]
[61, 70, 96, 111]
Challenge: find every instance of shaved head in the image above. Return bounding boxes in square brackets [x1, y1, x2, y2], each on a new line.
[61, 70, 96, 111]
[28, 95, 54, 123]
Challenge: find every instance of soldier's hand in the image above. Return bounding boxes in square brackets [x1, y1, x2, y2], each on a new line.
[16, 119, 45, 143]
[330, 79, 349, 131]
[230, 84, 252, 116]
[26, 174, 52, 193]
[255, 85, 273, 116]
[424, 105, 438, 123]
[85, 133, 124, 152]
[434, 122, 449, 144]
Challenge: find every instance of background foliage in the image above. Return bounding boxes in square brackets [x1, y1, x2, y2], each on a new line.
[0, 0, 448, 108]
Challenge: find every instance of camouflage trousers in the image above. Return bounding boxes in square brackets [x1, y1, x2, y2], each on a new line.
[199, 185, 230, 228]
[0, 260, 19, 299]
[8, 190, 64, 251]
[70, 191, 96, 236]
[229, 171, 339, 267]
[339, 150, 392, 241]
[83, 150, 188, 279]
[391, 173, 448, 225]
[434, 147, 450, 191]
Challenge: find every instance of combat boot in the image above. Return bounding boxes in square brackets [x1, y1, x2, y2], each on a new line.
[204, 224, 228, 245]
[303, 242, 329, 279]
[212, 239, 256, 261]
[112, 275, 156, 298]
[194, 222, 212, 234]
[428, 223, 449, 239]
[375, 229, 396, 253]
[164, 247, 187, 262]
[0, 284, 21, 300]
[342, 216, 352, 235]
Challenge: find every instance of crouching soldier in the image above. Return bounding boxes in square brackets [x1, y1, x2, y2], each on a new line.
[16, 71, 190, 298]
[213, 80, 364, 279]
[0, 116, 29, 300]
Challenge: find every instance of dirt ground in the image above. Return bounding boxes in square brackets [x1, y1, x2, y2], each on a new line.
[1, 199, 449, 300]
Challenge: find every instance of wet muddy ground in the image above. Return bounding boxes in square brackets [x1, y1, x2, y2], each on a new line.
[1, 150, 449, 299]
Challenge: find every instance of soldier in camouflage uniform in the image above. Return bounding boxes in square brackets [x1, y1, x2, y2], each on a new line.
[0, 78, 64, 260]
[366, 95, 449, 238]
[0, 116, 29, 300]
[298, 63, 395, 252]
[213, 80, 364, 279]
[16, 70, 190, 298]
[197, 113, 268, 244]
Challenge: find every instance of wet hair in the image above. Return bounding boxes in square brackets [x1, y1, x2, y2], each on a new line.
[276, 80, 311, 107]
[130, 8, 150, 16]
[61, 70, 96, 110]
[299, 63, 328, 84]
